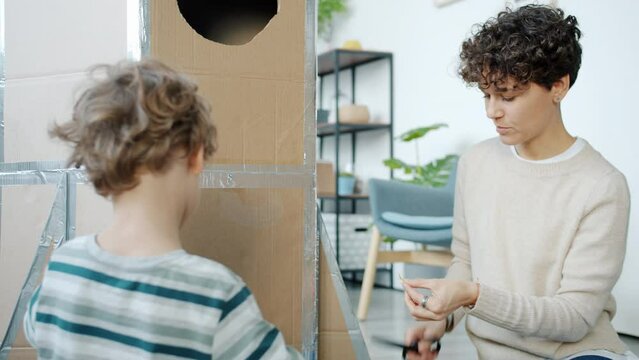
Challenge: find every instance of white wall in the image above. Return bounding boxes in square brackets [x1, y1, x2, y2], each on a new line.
[321, 0, 639, 336]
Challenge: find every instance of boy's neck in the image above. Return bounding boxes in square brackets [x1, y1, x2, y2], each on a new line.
[98, 173, 187, 257]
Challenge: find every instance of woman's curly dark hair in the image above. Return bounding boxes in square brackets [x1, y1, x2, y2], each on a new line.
[459, 5, 582, 90]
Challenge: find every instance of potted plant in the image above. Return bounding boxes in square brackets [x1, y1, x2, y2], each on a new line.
[383, 123, 457, 187]
[337, 171, 356, 196]
[318, 0, 347, 41]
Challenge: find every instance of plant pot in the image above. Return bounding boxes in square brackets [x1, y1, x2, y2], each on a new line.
[317, 109, 330, 123]
[338, 176, 356, 196]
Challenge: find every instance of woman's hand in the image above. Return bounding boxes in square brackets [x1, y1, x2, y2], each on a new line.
[402, 278, 479, 321]
[404, 321, 445, 360]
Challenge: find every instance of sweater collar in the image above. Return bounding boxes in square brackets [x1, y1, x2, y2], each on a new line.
[497, 138, 598, 177]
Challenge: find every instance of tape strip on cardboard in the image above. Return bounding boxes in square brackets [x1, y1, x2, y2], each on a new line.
[302, 0, 319, 357]
[1, 161, 315, 189]
[0, 0, 5, 162]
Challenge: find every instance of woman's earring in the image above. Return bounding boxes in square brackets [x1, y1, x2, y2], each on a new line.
[554, 97, 561, 104]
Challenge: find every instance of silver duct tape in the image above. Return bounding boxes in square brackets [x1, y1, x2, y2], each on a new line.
[140, 0, 150, 58]
[0, 176, 70, 359]
[302, 0, 317, 173]
[0, 172, 65, 187]
[0, 160, 67, 172]
[40, 175, 69, 248]
[301, 0, 318, 358]
[318, 212, 371, 360]
[300, 192, 318, 358]
[126, 0, 150, 60]
[1, 0, 6, 243]
[0, 161, 319, 188]
[1, 169, 310, 189]
[199, 170, 311, 189]
[1, 0, 5, 163]
[0, 82, 4, 163]
[0, 163, 87, 187]
[203, 164, 311, 174]
[65, 173, 77, 240]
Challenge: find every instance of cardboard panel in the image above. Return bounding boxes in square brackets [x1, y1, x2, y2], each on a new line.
[6, 347, 37, 360]
[180, 188, 304, 350]
[4, 0, 127, 79]
[317, 161, 336, 196]
[150, 0, 305, 166]
[0, 186, 57, 345]
[150, 0, 309, 352]
[319, 250, 357, 360]
[4, 75, 83, 162]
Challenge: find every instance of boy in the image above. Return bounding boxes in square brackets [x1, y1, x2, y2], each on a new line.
[23, 60, 302, 359]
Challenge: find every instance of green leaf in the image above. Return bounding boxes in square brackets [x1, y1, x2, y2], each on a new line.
[397, 123, 448, 142]
[382, 236, 397, 244]
[418, 154, 458, 187]
[382, 122, 458, 189]
[383, 158, 406, 169]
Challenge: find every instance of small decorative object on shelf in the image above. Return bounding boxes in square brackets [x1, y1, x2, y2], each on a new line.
[338, 171, 356, 196]
[341, 39, 363, 50]
[317, 109, 330, 124]
[317, 161, 336, 196]
[338, 104, 370, 124]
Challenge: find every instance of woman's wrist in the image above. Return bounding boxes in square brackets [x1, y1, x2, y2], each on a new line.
[465, 281, 480, 308]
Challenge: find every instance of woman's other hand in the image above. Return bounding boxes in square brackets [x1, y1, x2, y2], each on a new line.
[404, 321, 445, 360]
[402, 278, 479, 321]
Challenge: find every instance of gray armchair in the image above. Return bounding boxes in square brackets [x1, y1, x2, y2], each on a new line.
[357, 162, 457, 320]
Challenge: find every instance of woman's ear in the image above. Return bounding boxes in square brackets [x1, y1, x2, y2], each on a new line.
[187, 146, 204, 175]
[552, 74, 571, 104]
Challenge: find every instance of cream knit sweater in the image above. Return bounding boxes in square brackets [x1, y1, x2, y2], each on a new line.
[446, 137, 631, 359]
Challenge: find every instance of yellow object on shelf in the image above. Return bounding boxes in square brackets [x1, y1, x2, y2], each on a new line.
[341, 40, 362, 50]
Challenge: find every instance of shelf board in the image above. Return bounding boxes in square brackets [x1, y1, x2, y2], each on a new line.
[318, 194, 369, 200]
[317, 123, 391, 137]
[318, 49, 393, 76]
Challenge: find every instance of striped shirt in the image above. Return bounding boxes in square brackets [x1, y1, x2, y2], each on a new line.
[23, 235, 302, 359]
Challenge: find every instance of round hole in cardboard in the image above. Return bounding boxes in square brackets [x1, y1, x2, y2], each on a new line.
[177, 0, 278, 46]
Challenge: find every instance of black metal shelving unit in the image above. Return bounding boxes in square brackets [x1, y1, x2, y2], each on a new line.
[317, 49, 394, 279]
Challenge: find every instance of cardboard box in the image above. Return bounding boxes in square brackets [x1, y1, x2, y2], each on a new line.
[317, 161, 336, 196]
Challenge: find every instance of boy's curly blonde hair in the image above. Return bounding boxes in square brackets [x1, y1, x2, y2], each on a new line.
[52, 59, 217, 197]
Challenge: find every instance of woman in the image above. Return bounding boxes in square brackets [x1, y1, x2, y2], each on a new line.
[402, 5, 635, 360]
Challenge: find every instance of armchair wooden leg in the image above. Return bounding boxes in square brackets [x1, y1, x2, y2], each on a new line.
[357, 226, 382, 321]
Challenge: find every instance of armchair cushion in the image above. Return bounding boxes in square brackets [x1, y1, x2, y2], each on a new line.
[381, 212, 453, 230]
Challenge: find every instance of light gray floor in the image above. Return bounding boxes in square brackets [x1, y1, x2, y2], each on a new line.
[347, 283, 639, 359]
